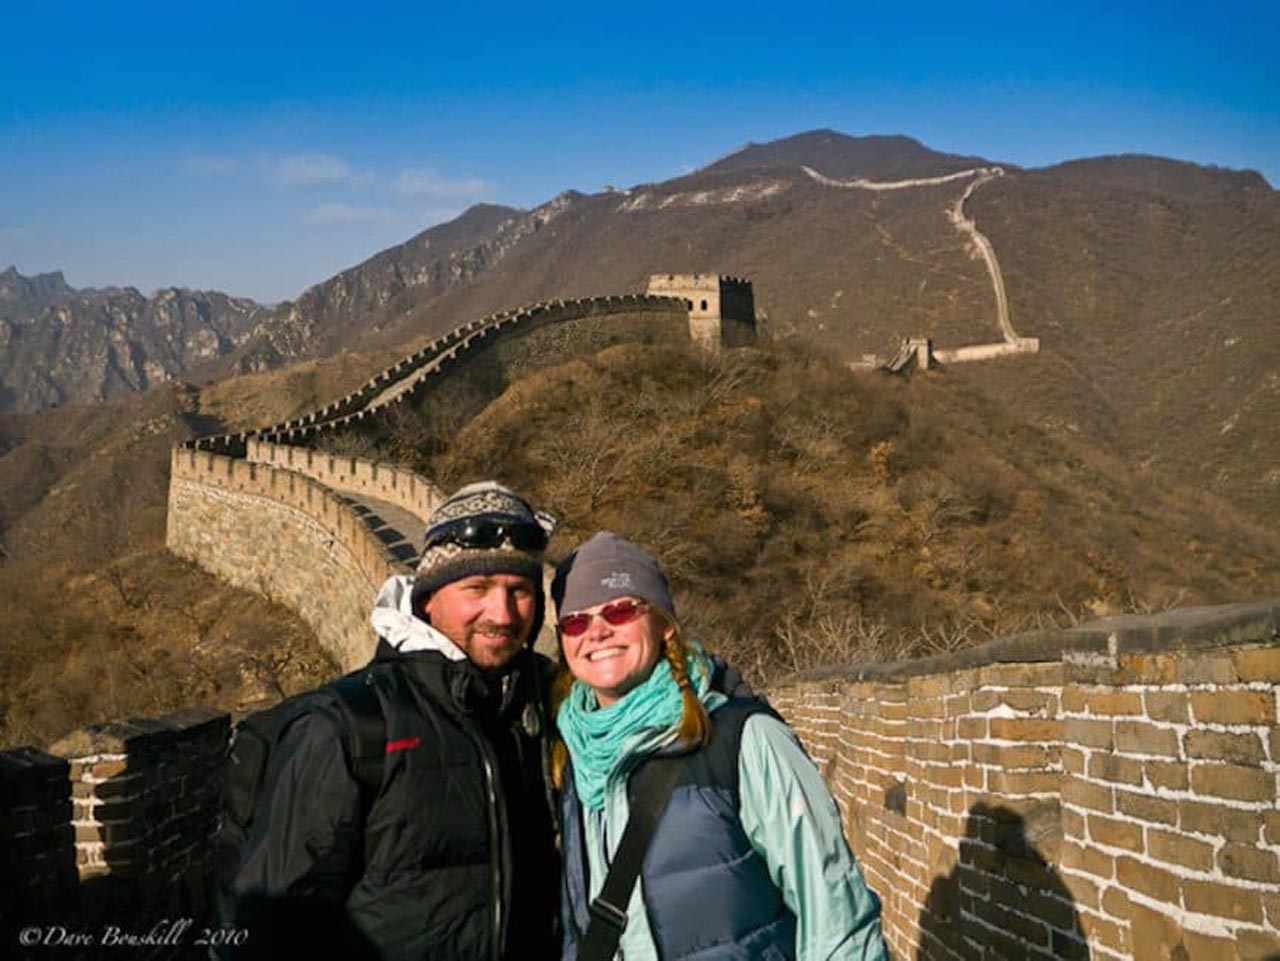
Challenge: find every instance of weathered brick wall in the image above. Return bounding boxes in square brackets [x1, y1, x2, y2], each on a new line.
[769, 600, 1280, 961]
[0, 748, 76, 930]
[49, 710, 228, 893]
[1, 710, 228, 937]
[478, 306, 691, 374]
[5, 601, 1278, 956]
[932, 338, 1040, 363]
[246, 439, 443, 522]
[167, 448, 408, 670]
[1059, 639, 1280, 961]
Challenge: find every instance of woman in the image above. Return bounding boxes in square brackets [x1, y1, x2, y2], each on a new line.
[551, 531, 887, 961]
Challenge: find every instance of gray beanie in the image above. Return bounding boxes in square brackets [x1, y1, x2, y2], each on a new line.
[552, 532, 676, 622]
[410, 481, 553, 609]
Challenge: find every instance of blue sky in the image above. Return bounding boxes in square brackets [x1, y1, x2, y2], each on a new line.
[2, 1, 1276, 303]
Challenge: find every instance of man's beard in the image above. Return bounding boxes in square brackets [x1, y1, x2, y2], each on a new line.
[464, 620, 525, 670]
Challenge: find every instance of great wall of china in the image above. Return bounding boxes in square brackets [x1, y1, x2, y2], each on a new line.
[804, 164, 1042, 373]
[4, 250, 1278, 955]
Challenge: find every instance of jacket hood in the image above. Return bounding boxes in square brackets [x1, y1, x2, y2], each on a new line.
[370, 574, 467, 660]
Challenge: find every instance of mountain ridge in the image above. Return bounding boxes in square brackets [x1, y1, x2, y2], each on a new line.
[0, 272, 267, 411]
[1, 127, 1278, 746]
[699, 128, 997, 179]
[5, 128, 1276, 520]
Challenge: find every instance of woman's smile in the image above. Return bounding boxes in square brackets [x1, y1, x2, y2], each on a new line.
[561, 596, 669, 706]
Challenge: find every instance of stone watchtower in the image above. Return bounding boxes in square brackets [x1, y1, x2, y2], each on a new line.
[646, 274, 756, 348]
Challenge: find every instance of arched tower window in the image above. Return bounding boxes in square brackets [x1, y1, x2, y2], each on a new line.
[700, 299, 708, 311]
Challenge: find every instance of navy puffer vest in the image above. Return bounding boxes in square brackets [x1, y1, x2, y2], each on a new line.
[561, 698, 797, 960]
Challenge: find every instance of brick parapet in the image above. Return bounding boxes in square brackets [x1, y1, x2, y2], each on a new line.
[255, 294, 690, 447]
[47, 709, 228, 886]
[0, 747, 77, 925]
[786, 598, 1280, 685]
[174, 293, 691, 456]
[167, 448, 407, 669]
[1, 710, 229, 932]
[770, 599, 1280, 960]
[169, 447, 406, 587]
[245, 438, 443, 524]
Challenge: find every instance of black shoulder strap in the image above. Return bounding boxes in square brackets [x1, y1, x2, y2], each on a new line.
[578, 755, 686, 961]
[327, 671, 386, 797]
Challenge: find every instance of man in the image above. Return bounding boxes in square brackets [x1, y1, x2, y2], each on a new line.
[229, 481, 560, 960]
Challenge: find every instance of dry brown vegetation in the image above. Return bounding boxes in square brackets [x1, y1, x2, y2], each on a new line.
[4, 303, 1278, 743]
[226, 141, 1279, 536]
[971, 160, 1280, 522]
[0, 548, 336, 749]
[6, 134, 1277, 747]
[0, 356, 382, 749]
[365, 338, 1280, 682]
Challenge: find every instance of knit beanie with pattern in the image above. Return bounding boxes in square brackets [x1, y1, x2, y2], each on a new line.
[409, 481, 552, 613]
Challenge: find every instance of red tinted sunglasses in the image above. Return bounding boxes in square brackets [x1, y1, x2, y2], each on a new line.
[558, 599, 647, 637]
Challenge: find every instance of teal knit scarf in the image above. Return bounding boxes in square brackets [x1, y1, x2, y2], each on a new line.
[558, 651, 711, 812]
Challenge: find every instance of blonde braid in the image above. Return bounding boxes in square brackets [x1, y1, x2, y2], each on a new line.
[549, 659, 574, 789]
[663, 626, 712, 750]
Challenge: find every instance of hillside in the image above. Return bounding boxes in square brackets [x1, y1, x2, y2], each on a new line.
[4, 128, 1279, 746]
[193, 131, 1278, 526]
[338, 338, 1280, 680]
[11, 130, 1275, 528]
[0, 351, 390, 747]
[0, 267, 267, 412]
[965, 155, 1280, 519]
[6, 329, 1280, 747]
[219, 131, 1008, 364]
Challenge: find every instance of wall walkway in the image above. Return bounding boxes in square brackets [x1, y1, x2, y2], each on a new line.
[167, 291, 692, 668]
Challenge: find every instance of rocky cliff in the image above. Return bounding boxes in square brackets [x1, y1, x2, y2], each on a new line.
[232, 195, 582, 370]
[0, 268, 266, 411]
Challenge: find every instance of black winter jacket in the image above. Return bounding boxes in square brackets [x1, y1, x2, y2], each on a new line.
[230, 640, 559, 961]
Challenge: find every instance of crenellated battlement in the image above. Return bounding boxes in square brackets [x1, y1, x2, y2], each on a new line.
[771, 599, 1280, 960]
[165, 283, 734, 668]
[5, 600, 1276, 958]
[245, 439, 446, 522]
[181, 292, 702, 458]
[167, 447, 414, 669]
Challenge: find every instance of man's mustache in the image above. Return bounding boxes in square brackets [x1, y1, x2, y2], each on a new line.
[469, 621, 519, 640]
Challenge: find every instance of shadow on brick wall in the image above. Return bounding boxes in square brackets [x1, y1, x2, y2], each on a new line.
[917, 803, 1088, 961]
[0, 748, 77, 949]
[1, 711, 228, 957]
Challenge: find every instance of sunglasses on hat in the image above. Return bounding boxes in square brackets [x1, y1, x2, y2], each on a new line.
[558, 598, 648, 637]
[422, 515, 548, 553]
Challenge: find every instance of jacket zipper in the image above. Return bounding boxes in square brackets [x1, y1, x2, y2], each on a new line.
[467, 721, 508, 961]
